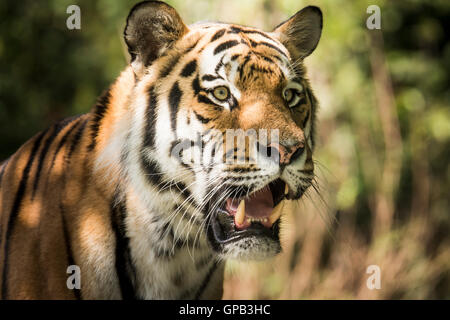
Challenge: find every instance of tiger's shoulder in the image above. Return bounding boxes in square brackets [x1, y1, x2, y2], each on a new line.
[0, 67, 136, 299]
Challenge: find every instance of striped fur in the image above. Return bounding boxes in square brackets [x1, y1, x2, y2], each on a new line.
[0, 1, 322, 299]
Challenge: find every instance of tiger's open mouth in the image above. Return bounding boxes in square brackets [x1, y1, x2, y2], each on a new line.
[206, 178, 287, 254]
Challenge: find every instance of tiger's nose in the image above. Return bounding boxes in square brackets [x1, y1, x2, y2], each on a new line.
[269, 142, 305, 165]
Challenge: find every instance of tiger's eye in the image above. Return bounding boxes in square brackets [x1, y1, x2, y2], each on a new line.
[213, 86, 229, 101]
[283, 88, 294, 102]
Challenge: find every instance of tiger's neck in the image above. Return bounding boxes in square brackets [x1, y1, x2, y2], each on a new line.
[90, 67, 223, 299]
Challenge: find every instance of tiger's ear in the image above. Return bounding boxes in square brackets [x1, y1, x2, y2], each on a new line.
[124, 1, 188, 76]
[272, 6, 322, 60]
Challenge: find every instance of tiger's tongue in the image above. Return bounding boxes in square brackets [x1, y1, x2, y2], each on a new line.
[227, 188, 273, 218]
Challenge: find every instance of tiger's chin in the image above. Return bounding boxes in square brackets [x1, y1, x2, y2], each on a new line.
[206, 178, 289, 261]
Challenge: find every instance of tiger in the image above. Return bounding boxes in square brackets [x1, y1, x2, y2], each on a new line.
[0, 1, 322, 299]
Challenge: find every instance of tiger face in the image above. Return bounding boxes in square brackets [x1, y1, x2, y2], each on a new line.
[124, 1, 322, 261]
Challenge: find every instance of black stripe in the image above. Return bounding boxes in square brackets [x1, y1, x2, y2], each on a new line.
[271, 55, 283, 62]
[159, 52, 182, 79]
[180, 60, 197, 77]
[193, 111, 212, 124]
[159, 40, 200, 79]
[260, 55, 274, 64]
[230, 95, 239, 110]
[252, 40, 288, 58]
[111, 197, 138, 300]
[250, 64, 272, 74]
[211, 28, 226, 42]
[305, 88, 315, 143]
[88, 89, 111, 151]
[302, 108, 310, 129]
[60, 202, 81, 299]
[31, 117, 75, 199]
[140, 155, 163, 186]
[194, 261, 218, 299]
[231, 54, 241, 61]
[59, 131, 82, 299]
[210, 141, 217, 160]
[197, 94, 221, 108]
[214, 56, 225, 74]
[228, 26, 274, 42]
[156, 220, 174, 240]
[238, 54, 252, 80]
[144, 86, 158, 148]
[31, 126, 56, 198]
[67, 118, 88, 161]
[173, 181, 192, 200]
[214, 40, 240, 55]
[186, 38, 201, 53]
[169, 82, 182, 134]
[202, 74, 223, 82]
[48, 117, 82, 172]
[192, 75, 202, 95]
[2, 129, 48, 298]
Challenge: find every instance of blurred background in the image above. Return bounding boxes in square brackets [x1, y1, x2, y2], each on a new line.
[0, 0, 448, 299]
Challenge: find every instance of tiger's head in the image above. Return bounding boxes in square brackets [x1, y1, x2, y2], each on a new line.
[123, 1, 322, 260]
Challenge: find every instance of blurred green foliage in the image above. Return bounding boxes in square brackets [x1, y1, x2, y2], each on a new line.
[0, 0, 448, 298]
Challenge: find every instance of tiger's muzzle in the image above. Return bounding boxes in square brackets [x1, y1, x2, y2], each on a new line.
[205, 178, 292, 260]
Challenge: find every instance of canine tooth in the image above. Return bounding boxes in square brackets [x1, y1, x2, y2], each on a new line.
[235, 200, 245, 225]
[285, 184, 289, 195]
[269, 200, 285, 224]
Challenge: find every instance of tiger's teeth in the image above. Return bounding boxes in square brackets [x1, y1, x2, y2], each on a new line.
[285, 184, 289, 195]
[235, 199, 245, 225]
[269, 200, 285, 224]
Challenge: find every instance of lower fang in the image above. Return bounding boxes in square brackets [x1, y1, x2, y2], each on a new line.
[269, 200, 285, 224]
